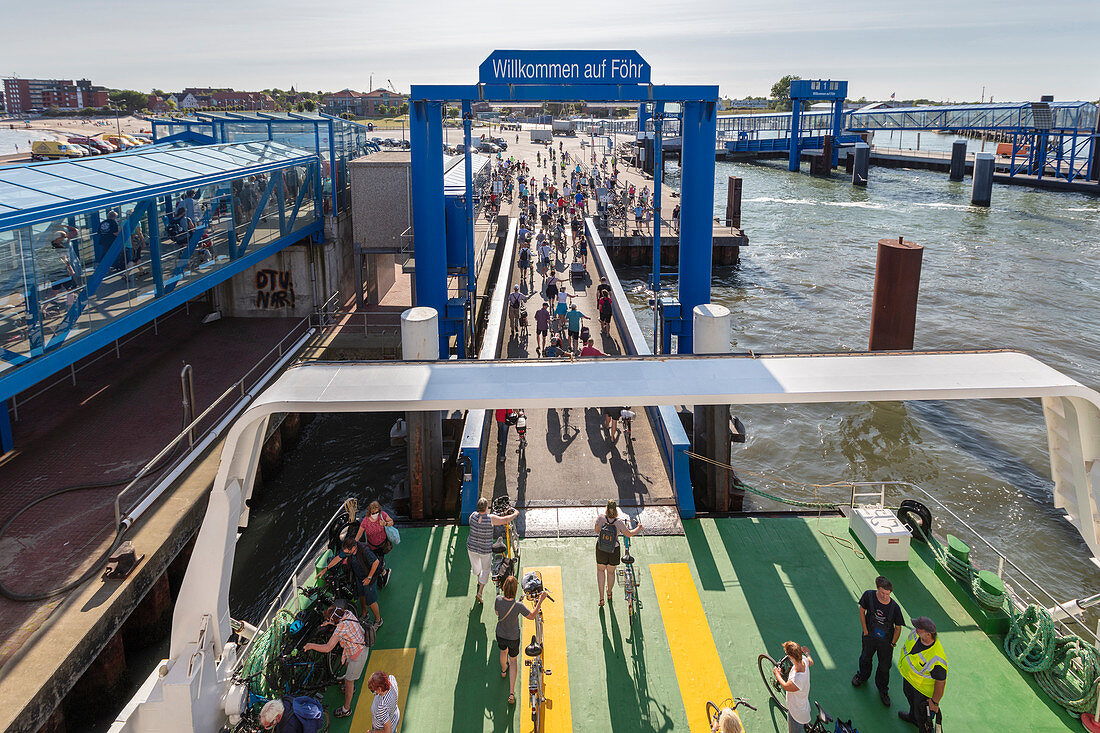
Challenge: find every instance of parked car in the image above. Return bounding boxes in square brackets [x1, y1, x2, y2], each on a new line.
[488, 137, 508, 150]
[476, 141, 501, 154]
[67, 136, 113, 154]
[31, 140, 85, 160]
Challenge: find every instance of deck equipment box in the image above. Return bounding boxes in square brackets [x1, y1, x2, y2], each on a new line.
[850, 505, 912, 562]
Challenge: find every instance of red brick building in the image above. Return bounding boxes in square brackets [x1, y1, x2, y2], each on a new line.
[2, 78, 108, 113]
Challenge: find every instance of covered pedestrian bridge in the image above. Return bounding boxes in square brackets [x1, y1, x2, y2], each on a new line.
[0, 140, 324, 448]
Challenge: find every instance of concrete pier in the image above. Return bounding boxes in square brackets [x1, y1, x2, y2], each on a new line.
[950, 139, 968, 181]
[401, 307, 444, 519]
[691, 305, 734, 512]
[972, 152, 996, 206]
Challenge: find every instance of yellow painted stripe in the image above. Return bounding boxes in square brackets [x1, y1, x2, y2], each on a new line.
[521, 566, 571, 733]
[651, 563, 733, 733]
[350, 647, 416, 732]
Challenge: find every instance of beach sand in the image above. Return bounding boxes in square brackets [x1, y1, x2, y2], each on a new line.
[0, 115, 153, 161]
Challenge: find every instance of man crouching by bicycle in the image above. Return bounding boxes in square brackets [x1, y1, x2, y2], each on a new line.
[317, 537, 384, 629]
[302, 606, 367, 720]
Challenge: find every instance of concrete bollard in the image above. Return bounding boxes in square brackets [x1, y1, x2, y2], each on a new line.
[869, 237, 924, 351]
[949, 139, 967, 181]
[852, 143, 870, 187]
[401, 307, 443, 519]
[692, 305, 738, 512]
[971, 152, 995, 206]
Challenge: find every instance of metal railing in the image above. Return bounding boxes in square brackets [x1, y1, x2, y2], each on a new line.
[843, 480, 1100, 646]
[307, 310, 403, 360]
[232, 501, 352, 671]
[112, 313, 316, 531]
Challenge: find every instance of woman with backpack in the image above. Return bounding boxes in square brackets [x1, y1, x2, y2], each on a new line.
[594, 500, 643, 608]
[597, 292, 613, 335]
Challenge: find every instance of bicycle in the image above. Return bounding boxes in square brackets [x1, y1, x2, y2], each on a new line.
[491, 496, 520, 592]
[705, 697, 757, 732]
[757, 653, 835, 732]
[619, 408, 635, 442]
[616, 534, 642, 620]
[522, 571, 555, 731]
[515, 410, 528, 454]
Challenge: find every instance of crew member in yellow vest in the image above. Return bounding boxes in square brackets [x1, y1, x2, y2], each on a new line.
[897, 616, 947, 728]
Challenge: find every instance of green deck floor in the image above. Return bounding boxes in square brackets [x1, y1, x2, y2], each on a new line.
[322, 516, 1077, 732]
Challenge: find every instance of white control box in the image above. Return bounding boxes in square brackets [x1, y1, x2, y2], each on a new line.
[850, 505, 912, 562]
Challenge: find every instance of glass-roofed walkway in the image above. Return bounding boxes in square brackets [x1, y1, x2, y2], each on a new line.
[0, 140, 324, 433]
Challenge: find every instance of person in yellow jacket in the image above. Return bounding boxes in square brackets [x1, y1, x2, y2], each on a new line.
[897, 616, 947, 728]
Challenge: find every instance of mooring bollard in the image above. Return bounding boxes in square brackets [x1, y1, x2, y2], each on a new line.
[972, 152, 995, 206]
[949, 139, 967, 181]
[852, 143, 870, 187]
[869, 237, 924, 351]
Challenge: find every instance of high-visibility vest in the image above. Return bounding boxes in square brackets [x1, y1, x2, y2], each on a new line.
[897, 630, 948, 698]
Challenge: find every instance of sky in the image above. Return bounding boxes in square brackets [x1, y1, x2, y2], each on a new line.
[3, 0, 1098, 102]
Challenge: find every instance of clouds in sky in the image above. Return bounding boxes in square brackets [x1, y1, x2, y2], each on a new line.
[3, 0, 1098, 101]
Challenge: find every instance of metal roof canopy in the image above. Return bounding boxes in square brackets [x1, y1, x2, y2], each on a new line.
[171, 348, 1100, 665]
[0, 141, 317, 229]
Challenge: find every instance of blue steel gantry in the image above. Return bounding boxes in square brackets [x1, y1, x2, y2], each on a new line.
[410, 50, 720, 355]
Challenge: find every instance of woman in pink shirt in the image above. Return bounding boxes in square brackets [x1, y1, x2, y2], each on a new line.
[356, 501, 395, 587]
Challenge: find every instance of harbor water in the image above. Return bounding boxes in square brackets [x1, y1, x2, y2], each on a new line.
[233, 152, 1100, 628]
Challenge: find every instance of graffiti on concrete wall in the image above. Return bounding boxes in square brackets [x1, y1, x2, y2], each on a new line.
[255, 269, 295, 309]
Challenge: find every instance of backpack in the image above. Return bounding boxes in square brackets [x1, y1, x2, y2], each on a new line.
[596, 517, 618, 553]
[598, 297, 612, 318]
[291, 696, 324, 724]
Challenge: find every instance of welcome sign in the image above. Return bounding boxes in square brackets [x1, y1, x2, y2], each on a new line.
[479, 50, 651, 85]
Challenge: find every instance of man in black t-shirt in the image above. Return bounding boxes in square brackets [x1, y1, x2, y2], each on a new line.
[853, 575, 904, 706]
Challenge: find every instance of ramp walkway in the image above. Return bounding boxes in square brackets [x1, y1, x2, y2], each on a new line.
[478, 193, 681, 536]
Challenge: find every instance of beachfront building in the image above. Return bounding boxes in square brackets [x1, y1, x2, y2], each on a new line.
[2, 78, 109, 114]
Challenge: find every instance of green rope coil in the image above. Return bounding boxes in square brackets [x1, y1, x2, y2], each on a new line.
[1004, 605, 1058, 673]
[240, 608, 295, 701]
[1033, 634, 1100, 714]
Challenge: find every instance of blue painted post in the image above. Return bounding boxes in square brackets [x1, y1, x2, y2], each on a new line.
[831, 99, 844, 167]
[637, 102, 651, 134]
[462, 100, 476, 356]
[651, 102, 664, 354]
[788, 99, 802, 171]
[0, 400, 12, 453]
[410, 100, 449, 356]
[677, 100, 717, 354]
[147, 197, 164, 296]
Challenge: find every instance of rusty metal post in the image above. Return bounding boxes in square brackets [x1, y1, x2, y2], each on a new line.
[725, 176, 742, 228]
[869, 237, 924, 351]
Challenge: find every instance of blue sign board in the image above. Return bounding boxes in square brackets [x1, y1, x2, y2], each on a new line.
[479, 50, 650, 86]
[789, 79, 848, 101]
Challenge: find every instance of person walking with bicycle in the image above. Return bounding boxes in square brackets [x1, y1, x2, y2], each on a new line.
[302, 605, 368, 719]
[773, 641, 814, 733]
[852, 575, 903, 706]
[496, 575, 549, 706]
[508, 285, 531, 339]
[594, 500, 642, 608]
[468, 497, 519, 605]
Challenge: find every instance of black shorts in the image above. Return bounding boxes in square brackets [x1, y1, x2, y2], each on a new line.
[596, 544, 622, 566]
[497, 635, 520, 657]
[568, 329, 579, 340]
[603, 406, 622, 419]
[536, 326, 548, 334]
[599, 313, 611, 324]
